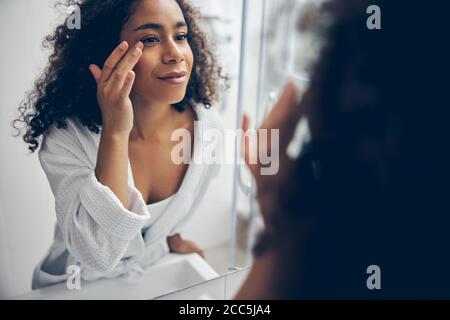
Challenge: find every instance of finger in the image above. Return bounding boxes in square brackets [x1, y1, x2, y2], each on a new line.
[188, 243, 205, 258]
[99, 41, 129, 83]
[241, 114, 258, 176]
[261, 81, 305, 152]
[192, 245, 205, 259]
[119, 70, 135, 98]
[107, 41, 143, 92]
[88, 64, 102, 84]
[242, 113, 250, 132]
[260, 81, 301, 129]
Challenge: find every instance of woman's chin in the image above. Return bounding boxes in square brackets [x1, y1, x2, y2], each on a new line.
[166, 94, 187, 105]
[140, 90, 187, 106]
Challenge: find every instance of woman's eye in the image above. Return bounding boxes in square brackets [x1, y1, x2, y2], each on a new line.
[142, 36, 159, 45]
[176, 34, 188, 41]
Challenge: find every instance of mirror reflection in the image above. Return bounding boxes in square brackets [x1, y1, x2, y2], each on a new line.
[1, 0, 319, 299]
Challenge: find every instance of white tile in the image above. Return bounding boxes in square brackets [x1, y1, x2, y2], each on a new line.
[155, 275, 226, 300]
[225, 267, 251, 300]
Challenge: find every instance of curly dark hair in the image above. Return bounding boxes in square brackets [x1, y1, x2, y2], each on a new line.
[13, 0, 226, 153]
[254, 0, 450, 298]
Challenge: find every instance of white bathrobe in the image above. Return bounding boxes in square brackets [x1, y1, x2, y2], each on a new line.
[32, 104, 222, 289]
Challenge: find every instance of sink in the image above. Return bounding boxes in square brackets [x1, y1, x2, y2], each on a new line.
[13, 253, 219, 300]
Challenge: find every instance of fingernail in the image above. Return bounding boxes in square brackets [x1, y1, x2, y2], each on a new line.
[119, 41, 127, 50]
[133, 48, 142, 56]
[136, 41, 143, 49]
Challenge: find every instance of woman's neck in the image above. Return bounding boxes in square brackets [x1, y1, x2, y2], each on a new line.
[129, 91, 185, 143]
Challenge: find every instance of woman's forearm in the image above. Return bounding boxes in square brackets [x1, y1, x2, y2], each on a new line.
[95, 129, 130, 208]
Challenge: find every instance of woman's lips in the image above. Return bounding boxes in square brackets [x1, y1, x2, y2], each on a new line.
[158, 72, 187, 85]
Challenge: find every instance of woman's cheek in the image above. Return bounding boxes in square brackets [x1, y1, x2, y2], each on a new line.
[130, 70, 148, 95]
[133, 62, 151, 87]
[186, 48, 194, 70]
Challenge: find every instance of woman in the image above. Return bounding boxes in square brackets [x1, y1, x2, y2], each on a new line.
[14, 0, 226, 289]
[236, 0, 449, 299]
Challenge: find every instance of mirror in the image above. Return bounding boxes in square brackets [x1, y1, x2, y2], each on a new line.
[0, 0, 320, 299]
[235, 0, 322, 270]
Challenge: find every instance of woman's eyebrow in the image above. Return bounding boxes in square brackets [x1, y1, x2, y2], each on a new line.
[133, 21, 187, 32]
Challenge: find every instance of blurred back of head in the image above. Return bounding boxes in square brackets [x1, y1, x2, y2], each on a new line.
[272, 0, 450, 299]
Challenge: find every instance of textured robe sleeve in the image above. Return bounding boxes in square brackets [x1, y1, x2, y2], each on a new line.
[38, 125, 151, 273]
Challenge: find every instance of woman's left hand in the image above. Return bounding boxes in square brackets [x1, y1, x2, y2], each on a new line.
[242, 81, 308, 224]
[167, 234, 206, 259]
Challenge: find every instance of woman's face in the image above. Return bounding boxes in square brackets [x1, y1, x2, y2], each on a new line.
[120, 0, 194, 106]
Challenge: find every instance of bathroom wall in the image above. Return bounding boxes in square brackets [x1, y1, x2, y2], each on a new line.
[0, 0, 61, 298]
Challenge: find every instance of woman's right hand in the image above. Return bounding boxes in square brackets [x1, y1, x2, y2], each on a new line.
[88, 41, 143, 136]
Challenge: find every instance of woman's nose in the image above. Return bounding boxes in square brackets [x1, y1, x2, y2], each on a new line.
[162, 40, 184, 64]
